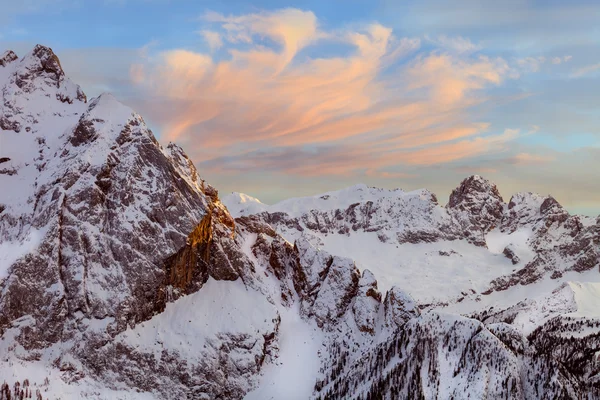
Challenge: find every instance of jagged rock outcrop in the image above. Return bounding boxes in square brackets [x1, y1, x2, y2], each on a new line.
[241, 186, 462, 247]
[0, 50, 18, 67]
[383, 286, 420, 329]
[156, 200, 248, 311]
[308, 256, 360, 328]
[485, 193, 600, 293]
[447, 175, 505, 246]
[1, 46, 85, 134]
[352, 270, 381, 334]
[226, 175, 600, 298]
[294, 235, 333, 291]
[224, 176, 505, 251]
[503, 245, 520, 265]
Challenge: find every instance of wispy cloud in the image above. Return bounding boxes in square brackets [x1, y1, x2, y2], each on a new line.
[425, 35, 481, 54]
[551, 55, 572, 64]
[130, 8, 524, 177]
[505, 152, 554, 165]
[572, 62, 600, 78]
[199, 30, 223, 51]
[515, 54, 572, 73]
[516, 56, 546, 72]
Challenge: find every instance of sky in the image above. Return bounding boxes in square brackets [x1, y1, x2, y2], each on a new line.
[1, 0, 599, 215]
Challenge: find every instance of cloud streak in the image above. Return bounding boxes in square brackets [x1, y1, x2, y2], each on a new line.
[572, 62, 600, 77]
[128, 8, 555, 178]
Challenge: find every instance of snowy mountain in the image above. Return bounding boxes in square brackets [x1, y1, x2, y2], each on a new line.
[1, 45, 600, 399]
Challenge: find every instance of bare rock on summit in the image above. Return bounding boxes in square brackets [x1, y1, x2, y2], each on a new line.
[0, 45, 87, 134]
[0, 50, 18, 67]
[15, 44, 86, 102]
[447, 175, 505, 246]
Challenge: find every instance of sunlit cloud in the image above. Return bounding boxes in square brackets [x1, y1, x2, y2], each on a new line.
[199, 30, 223, 51]
[128, 8, 561, 180]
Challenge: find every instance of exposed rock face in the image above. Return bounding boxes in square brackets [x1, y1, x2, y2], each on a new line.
[295, 235, 333, 291]
[13, 45, 85, 103]
[164, 141, 218, 199]
[0, 45, 86, 138]
[448, 175, 504, 221]
[485, 192, 600, 293]
[0, 50, 18, 67]
[502, 192, 549, 232]
[352, 270, 381, 334]
[383, 286, 420, 328]
[0, 93, 213, 348]
[225, 176, 504, 251]
[251, 187, 463, 248]
[156, 200, 247, 312]
[308, 256, 360, 328]
[503, 245, 520, 265]
[447, 175, 505, 246]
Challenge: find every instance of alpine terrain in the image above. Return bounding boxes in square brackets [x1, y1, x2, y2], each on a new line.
[1, 45, 599, 399]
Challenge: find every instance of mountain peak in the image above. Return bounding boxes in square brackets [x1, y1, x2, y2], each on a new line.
[88, 91, 119, 109]
[448, 175, 503, 208]
[6, 44, 87, 104]
[0, 50, 18, 67]
[223, 192, 268, 216]
[0, 45, 88, 133]
[27, 44, 64, 80]
[447, 175, 504, 241]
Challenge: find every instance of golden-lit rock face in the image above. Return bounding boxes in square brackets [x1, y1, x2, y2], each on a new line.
[164, 211, 213, 293]
[156, 200, 247, 313]
[187, 209, 214, 263]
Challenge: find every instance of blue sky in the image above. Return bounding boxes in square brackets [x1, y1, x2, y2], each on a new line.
[1, 0, 599, 215]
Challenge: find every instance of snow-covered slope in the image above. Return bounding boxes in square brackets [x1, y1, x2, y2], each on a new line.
[223, 177, 600, 398]
[223, 192, 268, 217]
[2, 45, 600, 400]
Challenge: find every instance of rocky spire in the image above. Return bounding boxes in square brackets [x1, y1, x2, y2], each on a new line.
[0, 50, 18, 67]
[447, 175, 504, 235]
[448, 175, 504, 210]
[13, 44, 86, 102]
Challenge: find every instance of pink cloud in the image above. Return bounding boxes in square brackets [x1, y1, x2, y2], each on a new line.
[130, 8, 521, 177]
